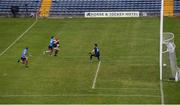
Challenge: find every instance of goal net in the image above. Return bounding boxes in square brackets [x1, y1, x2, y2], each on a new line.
[162, 32, 180, 81]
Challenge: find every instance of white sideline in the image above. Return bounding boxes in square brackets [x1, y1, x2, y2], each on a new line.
[92, 61, 101, 89]
[160, 80, 165, 105]
[96, 87, 160, 91]
[0, 94, 160, 97]
[0, 20, 38, 56]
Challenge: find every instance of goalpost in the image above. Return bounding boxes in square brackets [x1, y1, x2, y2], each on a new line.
[160, 0, 180, 81]
[160, 0, 164, 81]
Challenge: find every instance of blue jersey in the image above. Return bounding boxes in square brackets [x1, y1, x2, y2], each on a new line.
[94, 47, 100, 55]
[21, 48, 28, 58]
[49, 38, 54, 47]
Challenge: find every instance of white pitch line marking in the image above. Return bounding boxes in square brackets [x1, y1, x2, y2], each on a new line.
[92, 61, 101, 89]
[96, 87, 160, 91]
[160, 80, 165, 105]
[0, 94, 160, 97]
[0, 20, 38, 56]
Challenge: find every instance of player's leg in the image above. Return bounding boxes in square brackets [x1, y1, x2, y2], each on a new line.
[90, 54, 95, 61]
[45, 50, 50, 53]
[97, 55, 100, 61]
[44, 46, 51, 54]
[18, 57, 23, 63]
[90, 54, 93, 60]
[54, 47, 59, 56]
[50, 47, 53, 55]
[54, 49, 57, 56]
[44, 46, 53, 55]
[21, 57, 25, 64]
[25, 58, 28, 67]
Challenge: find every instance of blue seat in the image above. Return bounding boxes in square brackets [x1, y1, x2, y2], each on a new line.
[0, 0, 41, 16]
[1, 0, 177, 16]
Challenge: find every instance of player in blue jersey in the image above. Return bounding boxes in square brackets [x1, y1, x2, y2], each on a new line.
[89, 43, 100, 62]
[18, 47, 29, 67]
[44, 36, 54, 55]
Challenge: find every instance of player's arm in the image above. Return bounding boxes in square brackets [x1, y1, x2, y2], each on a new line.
[91, 49, 95, 54]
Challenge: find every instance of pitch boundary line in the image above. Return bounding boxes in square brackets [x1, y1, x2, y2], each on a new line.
[0, 19, 38, 56]
[0, 94, 160, 98]
[92, 61, 101, 89]
[96, 87, 160, 91]
[160, 80, 165, 105]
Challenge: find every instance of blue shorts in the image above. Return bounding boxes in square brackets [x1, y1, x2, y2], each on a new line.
[95, 53, 100, 57]
[48, 45, 53, 49]
[21, 57, 26, 61]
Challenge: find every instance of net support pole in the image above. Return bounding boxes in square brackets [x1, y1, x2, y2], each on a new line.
[160, 0, 164, 80]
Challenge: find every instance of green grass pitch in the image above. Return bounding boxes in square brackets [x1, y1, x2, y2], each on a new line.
[0, 17, 180, 104]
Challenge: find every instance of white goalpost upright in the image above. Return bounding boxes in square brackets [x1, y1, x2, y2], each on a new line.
[160, 0, 164, 81]
[160, 1, 165, 104]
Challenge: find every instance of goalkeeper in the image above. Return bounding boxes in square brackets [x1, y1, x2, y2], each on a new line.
[89, 43, 100, 62]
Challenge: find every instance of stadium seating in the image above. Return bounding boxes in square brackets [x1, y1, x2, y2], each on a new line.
[50, 0, 161, 16]
[174, 0, 180, 14]
[0, 0, 41, 16]
[0, 0, 180, 16]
